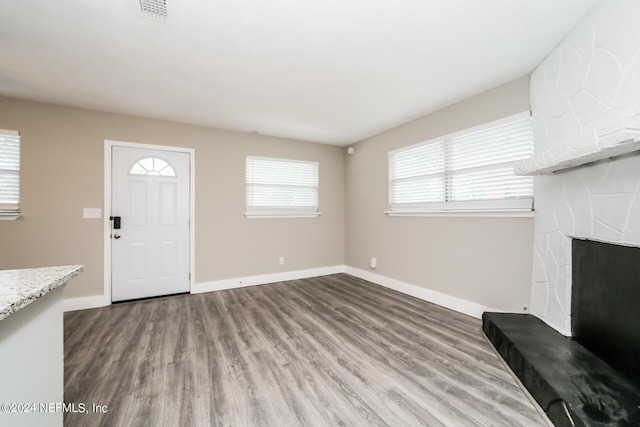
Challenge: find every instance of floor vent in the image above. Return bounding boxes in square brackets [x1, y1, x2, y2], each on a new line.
[139, 0, 168, 21]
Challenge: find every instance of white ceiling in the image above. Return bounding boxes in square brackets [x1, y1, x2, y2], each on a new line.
[0, 0, 598, 145]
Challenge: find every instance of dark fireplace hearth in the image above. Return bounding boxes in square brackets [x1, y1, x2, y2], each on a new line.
[483, 239, 640, 426]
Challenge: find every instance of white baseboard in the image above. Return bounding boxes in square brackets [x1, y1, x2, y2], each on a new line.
[62, 266, 345, 311]
[344, 266, 498, 319]
[192, 265, 346, 294]
[64, 295, 110, 312]
[63, 266, 496, 319]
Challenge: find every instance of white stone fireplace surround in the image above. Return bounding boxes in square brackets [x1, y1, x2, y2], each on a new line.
[524, 0, 640, 336]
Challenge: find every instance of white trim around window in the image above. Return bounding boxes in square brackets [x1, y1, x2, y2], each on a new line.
[387, 112, 534, 217]
[0, 129, 21, 220]
[245, 156, 320, 218]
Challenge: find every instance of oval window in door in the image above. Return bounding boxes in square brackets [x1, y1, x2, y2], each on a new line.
[129, 157, 176, 177]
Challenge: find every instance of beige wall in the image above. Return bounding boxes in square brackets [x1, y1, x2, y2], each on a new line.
[345, 76, 534, 312]
[0, 97, 345, 299]
[1, 77, 534, 311]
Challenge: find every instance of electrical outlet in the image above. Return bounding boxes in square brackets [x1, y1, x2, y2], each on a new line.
[279, 256, 285, 265]
[370, 257, 377, 269]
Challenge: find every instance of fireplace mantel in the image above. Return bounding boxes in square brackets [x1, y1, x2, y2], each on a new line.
[515, 134, 640, 176]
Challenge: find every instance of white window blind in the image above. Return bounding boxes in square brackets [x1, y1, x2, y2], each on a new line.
[246, 156, 319, 217]
[389, 112, 533, 214]
[0, 129, 20, 215]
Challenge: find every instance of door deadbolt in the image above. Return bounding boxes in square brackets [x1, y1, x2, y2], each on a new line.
[113, 234, 121, 239]
[110, 216, 121, 229]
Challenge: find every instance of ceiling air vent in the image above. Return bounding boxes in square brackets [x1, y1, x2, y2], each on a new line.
[139, 0, 168, 21]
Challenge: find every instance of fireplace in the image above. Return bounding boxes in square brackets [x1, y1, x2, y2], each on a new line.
[572, 238, 640, 387]
[495, 1, 640, 423]
[482, 238, 640, 425]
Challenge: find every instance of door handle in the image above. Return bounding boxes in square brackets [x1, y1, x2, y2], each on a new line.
[113, 234, 121, 239]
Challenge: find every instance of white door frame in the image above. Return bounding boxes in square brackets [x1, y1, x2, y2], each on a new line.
[104, 140, 196, 303]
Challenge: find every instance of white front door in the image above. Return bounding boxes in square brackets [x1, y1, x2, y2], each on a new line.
[111, 146, 190, 302]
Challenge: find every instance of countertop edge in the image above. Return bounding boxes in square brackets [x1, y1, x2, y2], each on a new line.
[0, 265, 84, 322]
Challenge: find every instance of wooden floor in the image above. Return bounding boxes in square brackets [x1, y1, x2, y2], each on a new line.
[64, 274, 548, 426]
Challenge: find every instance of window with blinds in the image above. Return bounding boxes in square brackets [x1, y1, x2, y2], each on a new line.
[388, 112, 533, 215]
[0, 129, 20, 217]
[246, 156, 319, 217]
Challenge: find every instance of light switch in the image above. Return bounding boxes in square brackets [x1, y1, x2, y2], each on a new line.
[83, 208, 102, 219]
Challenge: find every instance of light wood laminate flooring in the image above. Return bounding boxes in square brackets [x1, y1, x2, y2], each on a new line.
[64, 274, 548, 426]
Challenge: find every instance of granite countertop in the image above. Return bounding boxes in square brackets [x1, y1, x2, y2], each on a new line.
[0, 265, 84, 322]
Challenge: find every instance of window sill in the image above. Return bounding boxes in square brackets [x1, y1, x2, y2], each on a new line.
[385, 210, 534, 218]
[0, 212, 22, 220]
[245, 212, 322, 219]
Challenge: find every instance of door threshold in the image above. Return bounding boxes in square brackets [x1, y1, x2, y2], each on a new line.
[112, 292, 189, 305]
